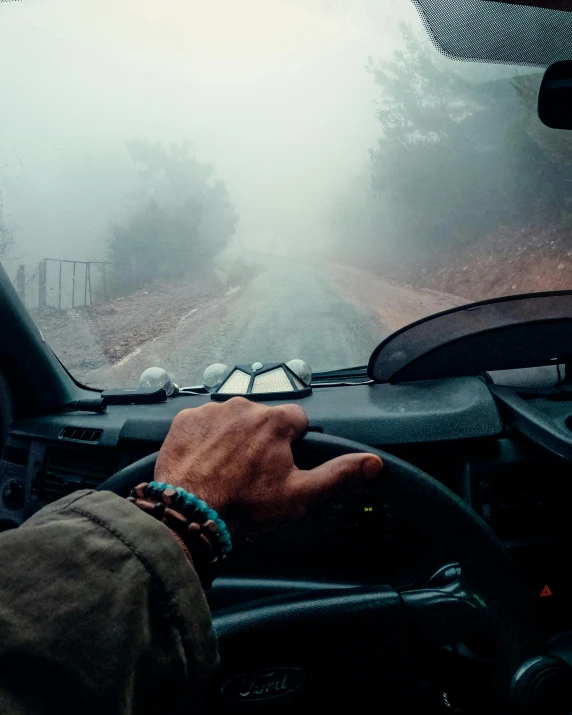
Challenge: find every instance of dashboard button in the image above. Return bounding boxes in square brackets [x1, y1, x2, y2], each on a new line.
[2, 480, 24, 509]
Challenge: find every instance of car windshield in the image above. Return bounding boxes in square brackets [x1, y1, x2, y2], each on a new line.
[0, 0, 569, 388]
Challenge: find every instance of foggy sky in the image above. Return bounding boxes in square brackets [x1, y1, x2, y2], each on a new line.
[0, 0, 529, 271]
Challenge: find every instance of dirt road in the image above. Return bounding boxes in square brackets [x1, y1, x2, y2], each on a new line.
[78, 258, 464, 388]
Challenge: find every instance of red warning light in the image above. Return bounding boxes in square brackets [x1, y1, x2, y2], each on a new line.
[540, 585, 553, 598]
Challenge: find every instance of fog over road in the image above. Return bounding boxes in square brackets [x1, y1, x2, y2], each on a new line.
[88, 258, 462, 388]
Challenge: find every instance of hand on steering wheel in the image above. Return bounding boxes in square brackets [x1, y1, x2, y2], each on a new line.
[154, 397, 383, 535]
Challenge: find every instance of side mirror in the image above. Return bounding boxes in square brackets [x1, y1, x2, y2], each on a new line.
[538, 60, 572, 129]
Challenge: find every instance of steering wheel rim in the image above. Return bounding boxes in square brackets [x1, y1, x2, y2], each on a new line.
[97, 431, 540, 707]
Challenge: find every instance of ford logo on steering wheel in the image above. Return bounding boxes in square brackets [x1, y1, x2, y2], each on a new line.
[221, 666, 306, 704]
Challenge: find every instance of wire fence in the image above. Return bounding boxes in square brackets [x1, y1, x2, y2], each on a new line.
[12, 258, 135, 310]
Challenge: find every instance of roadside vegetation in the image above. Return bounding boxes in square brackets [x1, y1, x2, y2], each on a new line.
[331, 24, 572, 300]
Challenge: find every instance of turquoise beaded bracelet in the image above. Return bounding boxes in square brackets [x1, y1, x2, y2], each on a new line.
[146, 481, 232, 554]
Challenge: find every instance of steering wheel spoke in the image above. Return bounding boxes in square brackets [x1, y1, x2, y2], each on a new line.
[212, 585, 417, 712]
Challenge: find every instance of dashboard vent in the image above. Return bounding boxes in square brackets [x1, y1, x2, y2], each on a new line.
[40, 448, 116, 504]
[59, 427, 102, 443]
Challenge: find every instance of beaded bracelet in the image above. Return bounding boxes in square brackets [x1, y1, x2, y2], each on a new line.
[148, 481, 232, 553]
[127, 481, 232, 587]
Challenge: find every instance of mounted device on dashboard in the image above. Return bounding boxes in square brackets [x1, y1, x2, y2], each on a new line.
[203, 360, 312, 401]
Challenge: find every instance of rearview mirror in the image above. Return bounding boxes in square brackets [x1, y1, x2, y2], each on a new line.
[538, 60, 572, 129]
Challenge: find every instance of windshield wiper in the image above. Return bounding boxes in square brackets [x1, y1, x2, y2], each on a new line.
[311, 366, 372, 387]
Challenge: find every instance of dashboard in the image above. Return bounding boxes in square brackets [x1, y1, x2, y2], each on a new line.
[2, 372, 572, 638]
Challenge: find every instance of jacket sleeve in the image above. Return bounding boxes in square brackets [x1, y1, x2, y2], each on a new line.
[0, 489, 219, 715]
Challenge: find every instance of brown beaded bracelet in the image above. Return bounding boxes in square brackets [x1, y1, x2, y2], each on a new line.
[127, 482, 224, 587]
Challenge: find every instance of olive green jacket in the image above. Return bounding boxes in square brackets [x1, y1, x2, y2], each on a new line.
[0, 490, 219, 714]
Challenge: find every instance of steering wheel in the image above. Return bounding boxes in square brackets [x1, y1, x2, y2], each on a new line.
[97, 432, 540, 713]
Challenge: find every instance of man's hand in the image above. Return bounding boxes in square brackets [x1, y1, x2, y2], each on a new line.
[155, 397, 383, 535]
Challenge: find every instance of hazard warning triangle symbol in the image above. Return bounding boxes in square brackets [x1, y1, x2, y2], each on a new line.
[540, 585, 553, 598]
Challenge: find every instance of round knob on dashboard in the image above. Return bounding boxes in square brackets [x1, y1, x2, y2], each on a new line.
[511, 655, 572, 714]
[2, 480, 24, 509]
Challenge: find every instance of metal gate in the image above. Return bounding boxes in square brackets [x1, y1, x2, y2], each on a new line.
[12, 259, 135, 309]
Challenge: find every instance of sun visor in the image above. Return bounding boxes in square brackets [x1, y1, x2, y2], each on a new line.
[413, 0, 572, 66]
[488, 0, 572, 9]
